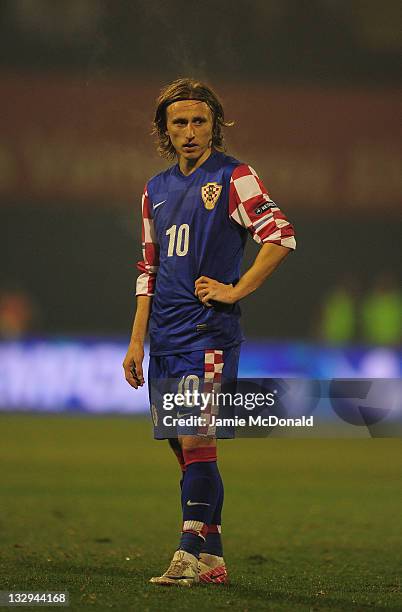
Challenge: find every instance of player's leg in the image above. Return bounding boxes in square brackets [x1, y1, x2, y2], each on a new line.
[150, 350, 216, 586]
[148, 356, 199, 583]
[149, 352, 205, 585]
[168, 437, 186, 473]
[197, 344, 241, 584]
[178, 434, 219, 560]
[198, 471, 227, 583]
[150, 347, 239, 586]
[168, 437, 186, 517]
[174, 349, 224, 567]
[150, 435, 218, 586]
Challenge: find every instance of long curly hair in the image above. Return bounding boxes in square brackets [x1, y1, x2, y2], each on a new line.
[152, 78, 234, 160]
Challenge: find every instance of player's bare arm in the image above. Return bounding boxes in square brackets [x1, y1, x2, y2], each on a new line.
[195, 242, 291, 306]
[123, 295, 152, 388]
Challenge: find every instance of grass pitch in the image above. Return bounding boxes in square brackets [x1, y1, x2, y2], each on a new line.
[0, 415, 401, 611]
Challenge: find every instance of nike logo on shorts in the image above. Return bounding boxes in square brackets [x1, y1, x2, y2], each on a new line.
[186, 500, 210, 506]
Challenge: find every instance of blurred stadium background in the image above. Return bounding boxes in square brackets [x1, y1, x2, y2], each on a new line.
[1, 3, 401, 610]
[0, 0, 400, 413]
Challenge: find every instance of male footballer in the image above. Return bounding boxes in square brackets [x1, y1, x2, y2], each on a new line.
[123, 78, 296, 586]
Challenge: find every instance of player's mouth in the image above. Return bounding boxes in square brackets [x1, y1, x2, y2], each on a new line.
[182, 143, 198, 152]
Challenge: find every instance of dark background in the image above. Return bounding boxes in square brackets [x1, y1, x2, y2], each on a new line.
[1, 0, 401, 341]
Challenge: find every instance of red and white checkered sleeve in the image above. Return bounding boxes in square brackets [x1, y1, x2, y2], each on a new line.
[135, 185, 159, 296]
[229, 164, 296, 249]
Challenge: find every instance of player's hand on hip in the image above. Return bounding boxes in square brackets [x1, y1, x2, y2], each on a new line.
[123, 341, 145, 388]
[195, 276, 236, 307]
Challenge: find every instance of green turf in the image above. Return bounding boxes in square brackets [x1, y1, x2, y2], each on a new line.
[0, 415, 401, 611]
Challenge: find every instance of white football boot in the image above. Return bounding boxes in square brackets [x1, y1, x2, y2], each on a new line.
[198, 553, 228, 584]
[149, 550, 199, 587]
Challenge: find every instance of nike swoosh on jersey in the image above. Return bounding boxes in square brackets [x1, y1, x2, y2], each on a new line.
[153, 199, 167, 209]
[186, 500, 210, 506]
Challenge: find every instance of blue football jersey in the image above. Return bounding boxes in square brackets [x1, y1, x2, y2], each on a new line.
[136, 151, 296, 355]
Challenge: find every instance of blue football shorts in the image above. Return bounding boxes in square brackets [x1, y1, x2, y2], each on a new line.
[148, 344, 241, 439]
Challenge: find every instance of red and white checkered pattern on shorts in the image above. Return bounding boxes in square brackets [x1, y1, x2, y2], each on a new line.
[198, 349, 224, 437]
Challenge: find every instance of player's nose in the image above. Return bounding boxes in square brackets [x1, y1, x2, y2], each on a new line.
[185, 124, 195, 138]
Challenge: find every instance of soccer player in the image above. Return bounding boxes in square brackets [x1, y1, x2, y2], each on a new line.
[123, 78, 296, 586]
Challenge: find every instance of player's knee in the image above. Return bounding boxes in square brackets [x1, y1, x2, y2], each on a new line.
[179, 435, 216, 451]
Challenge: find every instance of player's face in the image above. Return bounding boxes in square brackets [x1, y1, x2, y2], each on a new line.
[165, 100, 213, 162]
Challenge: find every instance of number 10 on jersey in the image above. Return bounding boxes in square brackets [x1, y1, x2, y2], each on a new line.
[166, 224, 190, 257]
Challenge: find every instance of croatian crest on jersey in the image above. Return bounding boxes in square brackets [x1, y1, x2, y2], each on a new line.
[201, 182, 222, 210]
